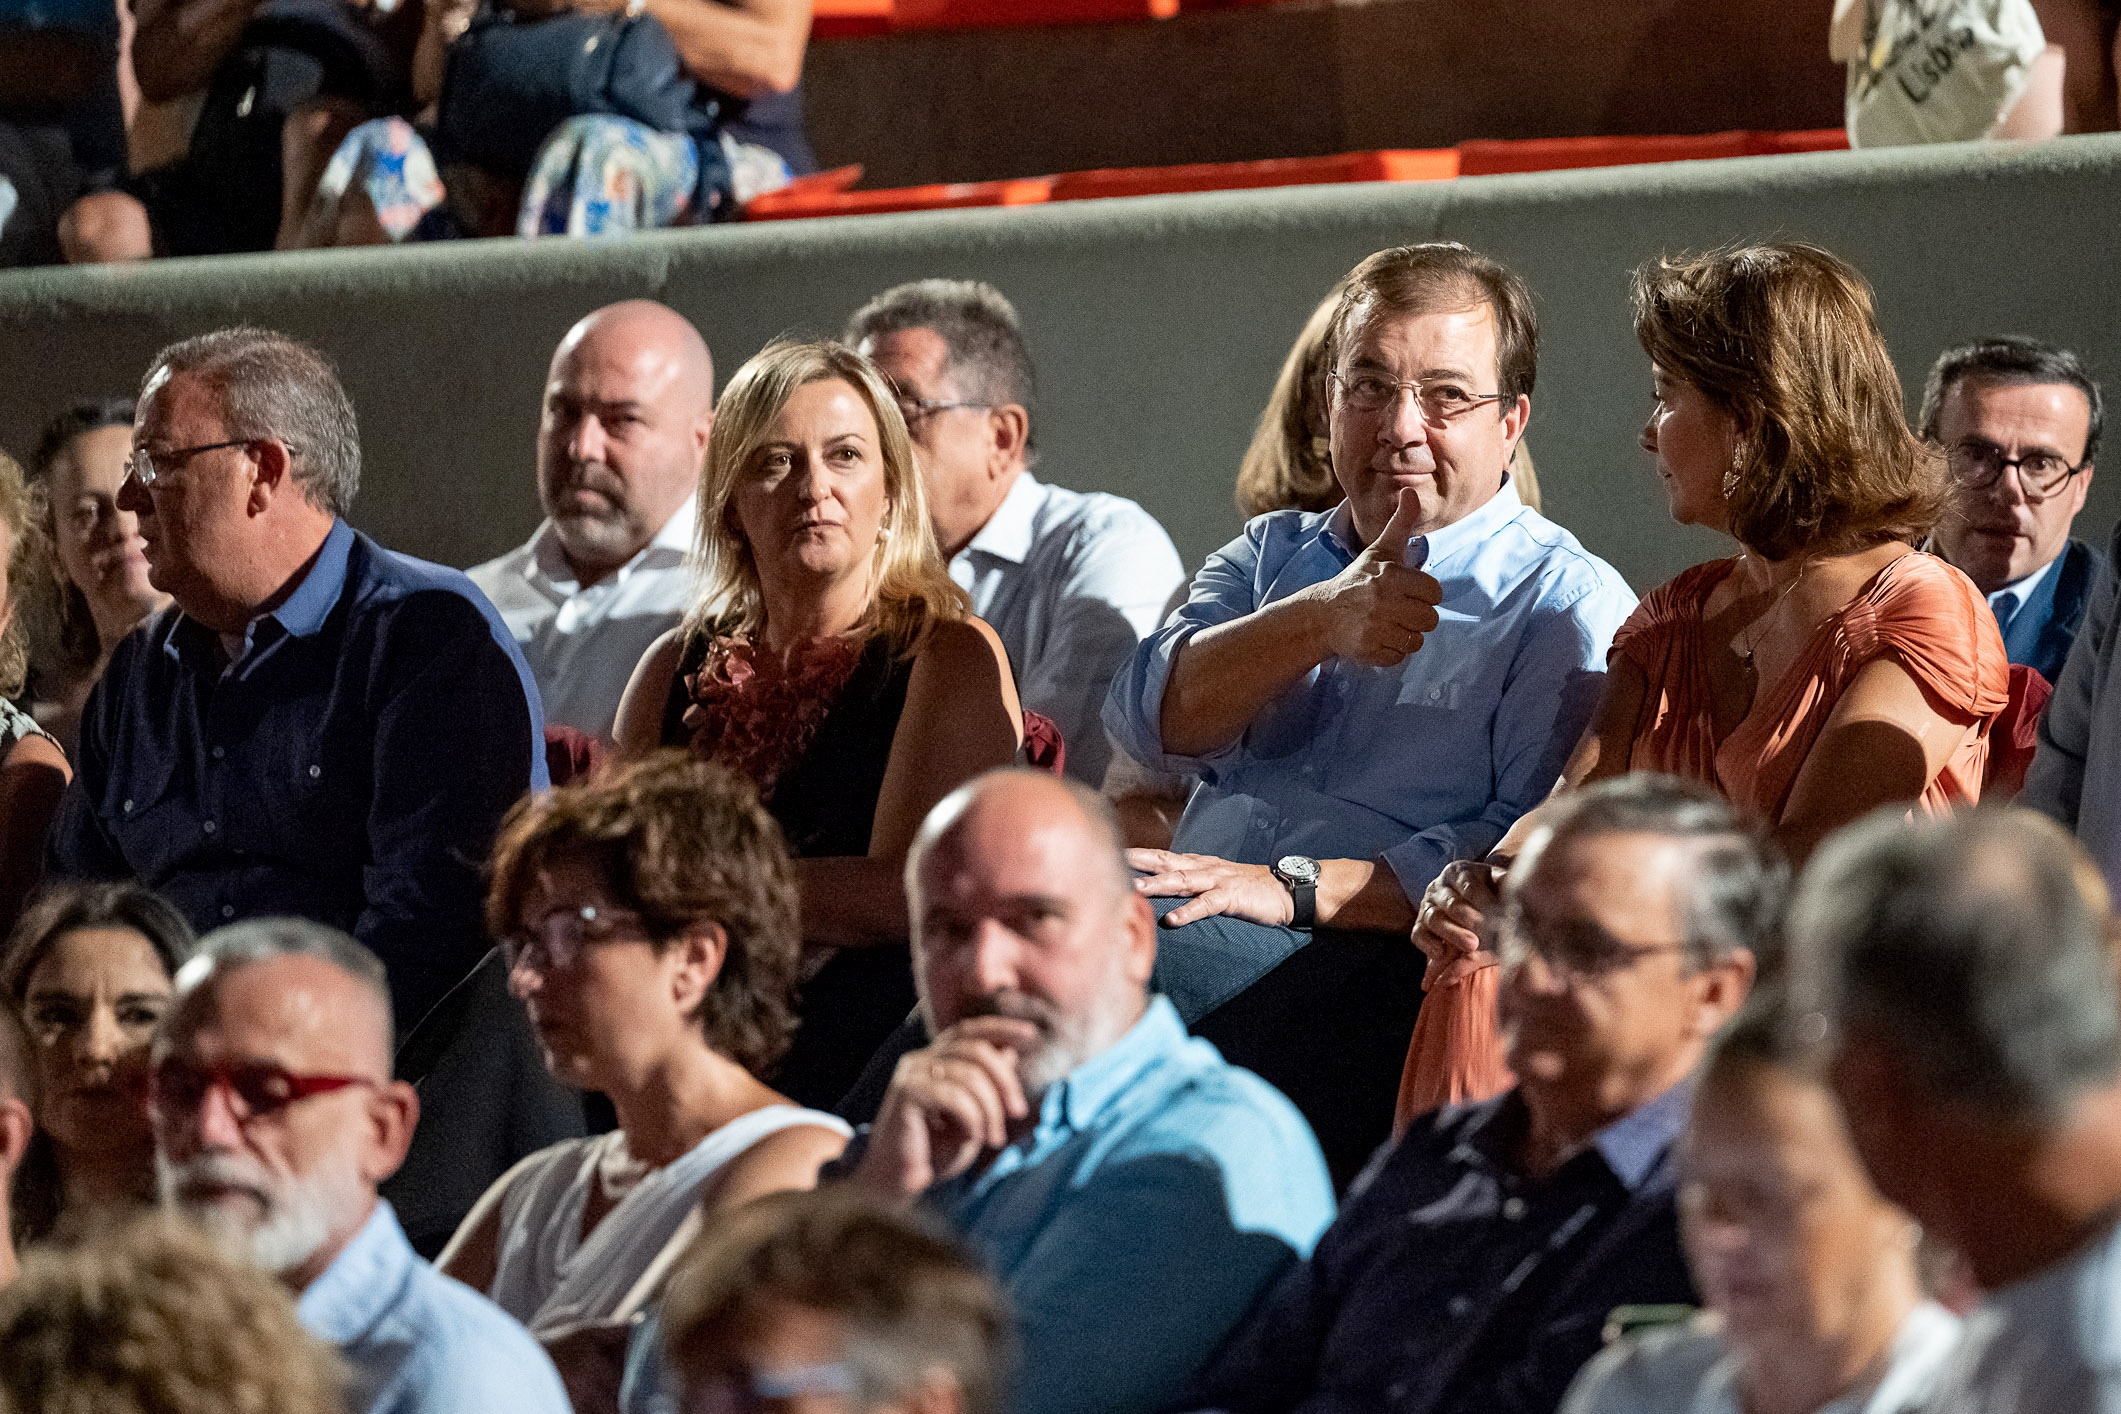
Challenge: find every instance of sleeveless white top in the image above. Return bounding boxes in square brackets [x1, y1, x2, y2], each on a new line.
[487, 1104, 850, 1335]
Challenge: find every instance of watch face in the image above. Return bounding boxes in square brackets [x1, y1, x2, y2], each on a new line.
[1276, 855, 1320, 885]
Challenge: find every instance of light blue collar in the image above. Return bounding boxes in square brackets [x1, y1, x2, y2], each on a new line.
[1592, 1073, 1695, 1191]
[1041, 995, 1185, 1134]
[1318, 476, 1526, 573]
[296, 1198, 411, 1343]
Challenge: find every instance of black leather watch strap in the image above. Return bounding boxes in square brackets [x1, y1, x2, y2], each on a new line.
[1288, 881, 1316, 929]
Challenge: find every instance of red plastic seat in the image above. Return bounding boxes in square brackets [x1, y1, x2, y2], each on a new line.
[745, 176, 1051, 220]
[1046, 148, 1456, 201]
[891, 0, 1174, 28]
[1747, 128, 1851, 155]
[1457, 130, 1754, 176]
[812, 0, 893, 37]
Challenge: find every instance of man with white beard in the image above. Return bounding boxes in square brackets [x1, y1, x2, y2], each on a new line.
[149, 919, 569, 1414]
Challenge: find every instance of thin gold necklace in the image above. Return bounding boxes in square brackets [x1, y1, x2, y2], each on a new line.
[1736, 554, 1812, 677]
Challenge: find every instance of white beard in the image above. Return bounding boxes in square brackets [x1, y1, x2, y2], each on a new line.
[155, 1148, 364, 1277]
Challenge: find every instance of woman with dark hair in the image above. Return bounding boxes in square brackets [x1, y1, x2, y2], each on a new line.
[614, 338, 1021, 1107]
[24, 398, 168, 757]
[1406, 242, 2010, 1114]
[0, 881, 195, 1244]
[438, 751, 848, 1338]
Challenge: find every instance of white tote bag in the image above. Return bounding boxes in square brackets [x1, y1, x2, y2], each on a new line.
[1831, 0, 2047, 147]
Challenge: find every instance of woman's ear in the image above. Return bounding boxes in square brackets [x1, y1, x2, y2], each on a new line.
[670, 922, 729, 1016]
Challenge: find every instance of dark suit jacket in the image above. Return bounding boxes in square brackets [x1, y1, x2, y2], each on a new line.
[2013, 536, 2105, 685]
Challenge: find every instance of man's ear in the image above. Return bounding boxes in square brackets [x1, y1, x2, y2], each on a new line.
[1690, 946, 1756, 1039]
[246, 439, 294, 515]
[361, 1080, 421, 1185]
[1120, 889, 1157, 988]
[693, 409, 715, 465]
[987, 405, 1030, 479]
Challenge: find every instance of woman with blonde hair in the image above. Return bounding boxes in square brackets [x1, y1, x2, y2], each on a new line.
[1406, 242, 2009, 1119]
[616, 339, 1021, 1107]
[0, 453, 68, 936]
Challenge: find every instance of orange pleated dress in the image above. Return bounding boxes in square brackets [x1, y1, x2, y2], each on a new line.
[1393, 550, 2011, 1136]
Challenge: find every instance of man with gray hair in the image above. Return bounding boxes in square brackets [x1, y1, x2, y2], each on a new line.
[45, 327, 578, 1251]
[838, 767, 1333, 1414]
[150, 919, 569, 1414]
[1787, 807, 2121, 1413]
[848, 279, 1184, 785]
[1182, 773, 1765, 1414]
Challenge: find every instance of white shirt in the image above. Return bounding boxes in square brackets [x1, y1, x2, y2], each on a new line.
[1921, 1216, 2121, 1413]
[1561, 1301, 1961, 1414]
[951, 471, 1184, 785]
[468, 495, 698, 741]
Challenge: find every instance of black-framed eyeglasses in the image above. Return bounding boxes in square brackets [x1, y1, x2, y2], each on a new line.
[1327, 370, 1508, 425]
[1498, 915, 1691, 984]
[892, 393, 991, 428]
[1946, 438, 2091, 500]
[125, 439, 253, 489]
[501, 903, 650, 972]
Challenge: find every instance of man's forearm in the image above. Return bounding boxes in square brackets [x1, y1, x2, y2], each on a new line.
[1316, 857, 1414, 933]
[1159, 593, 1333, 758]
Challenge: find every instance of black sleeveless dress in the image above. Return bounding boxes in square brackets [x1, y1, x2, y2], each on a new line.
[663, 633, 918, 1109]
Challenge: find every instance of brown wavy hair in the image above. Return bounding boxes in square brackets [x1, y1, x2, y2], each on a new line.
[1236, 285, 1343, 520]
[684, 339, 971, 660]
[1632, 242, 1942, 560]
[487, 752, 802, 1075]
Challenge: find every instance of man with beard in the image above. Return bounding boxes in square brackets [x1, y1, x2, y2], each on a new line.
[470, 301, 715, 743]
[150, 918, 569, 1414]
[1176, 774, 1765, 1414]
[844, 768, 1334, 1414]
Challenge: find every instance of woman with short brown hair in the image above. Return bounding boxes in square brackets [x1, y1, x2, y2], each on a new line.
[438, 752, 849, 1343]
[1406, 242, 2009, 1116]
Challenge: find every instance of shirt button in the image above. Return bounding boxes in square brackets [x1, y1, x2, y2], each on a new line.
[210, 745, 225, 761]
[201, 820, 217, 835]
[122, 799, 134, 813]
[1502, 1196, 1527, 1220]
[308, 765, 322, 779]
[220, 905, 236, 919]
[1387, 1382, 1408, 1402]
[1447, 1295, 1473, 1317]
[1429, 686, 1443, 701]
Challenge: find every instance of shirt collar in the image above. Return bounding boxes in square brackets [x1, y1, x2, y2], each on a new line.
[530, 493, 699, 592]
[1041, 994, 1185, 1133]
[1316, 476, 1527, 571]
[963, 472, 1044, 566]
[1592, 1073, 1696, 1191]
[161, 518, 352, 672]
[296, 1199, 412, 1343]
[1989, 548, 2064, 620]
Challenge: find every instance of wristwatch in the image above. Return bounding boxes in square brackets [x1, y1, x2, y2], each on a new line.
[1272, 855, 1321, 929]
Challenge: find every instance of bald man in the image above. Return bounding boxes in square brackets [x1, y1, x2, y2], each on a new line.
[840, 769, 1334, 1414]
[470, 300, 717, 742]
[152, 920, 569, 1414]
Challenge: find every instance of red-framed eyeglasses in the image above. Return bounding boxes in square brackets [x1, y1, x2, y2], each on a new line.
[149, 1057, 378, 1125]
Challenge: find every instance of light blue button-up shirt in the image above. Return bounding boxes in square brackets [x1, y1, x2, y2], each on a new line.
[953, 472, 1186, 786]
[299, 1200, 571, 1414]
[931, 995, 1334, 1414]
[1104, 480, 1636, 899]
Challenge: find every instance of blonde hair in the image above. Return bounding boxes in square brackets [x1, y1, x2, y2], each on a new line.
[0, 1216, 345, 1414]
[0, 453, 36, 700]
[684, 340, 970, 658]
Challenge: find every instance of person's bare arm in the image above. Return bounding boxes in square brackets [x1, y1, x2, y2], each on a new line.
[557, 0, 807, 97]
[435, 1151, 542, 1295]
[131, 0, 256, 102]
[1774, 657, 1978, 865]
[0, 735, 69, 935]
[694, 1121, 846, 1216]
[612, 629, 685, 761]
[799, 618, 1021, 946]
[1160, 489, 1440, 758]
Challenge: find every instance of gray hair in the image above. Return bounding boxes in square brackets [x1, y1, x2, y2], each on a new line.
[178, 919, 393, 1053]
[143, 329, 361, 518]
[1918, 335, 2103, 466]
[1788, 807, 2121, 1124]
[1513, 773, 1788, 972]
[844, 279, 1039, 461]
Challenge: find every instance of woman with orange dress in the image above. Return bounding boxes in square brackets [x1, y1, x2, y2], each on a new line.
[1400, 242, 2010, 1124]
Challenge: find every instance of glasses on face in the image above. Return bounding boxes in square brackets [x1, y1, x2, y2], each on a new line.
[686, 1361, 858, 1414]
[1946, 439, 2089, 500]
[1328, 370, 1507, 425]
[892, 393, 991, 429]
[125, 439, 252, 489]
[1498, 914, 1691, 985]
[148, 1056, 376, 1126]
[501, 903, 648, 972]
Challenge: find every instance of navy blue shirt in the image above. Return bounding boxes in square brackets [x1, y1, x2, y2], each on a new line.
[47, 520, 548, 1036]
[1180, 1082, 1696, 1414]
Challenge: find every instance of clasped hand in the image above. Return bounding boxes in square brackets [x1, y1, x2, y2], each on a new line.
[1314, 488, 1443, 668]
[1412, 859, 1505, 989]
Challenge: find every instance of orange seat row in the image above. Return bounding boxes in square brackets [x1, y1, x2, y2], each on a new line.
[744, 130, 1851, 222]
[814, 0, 1176, 38]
